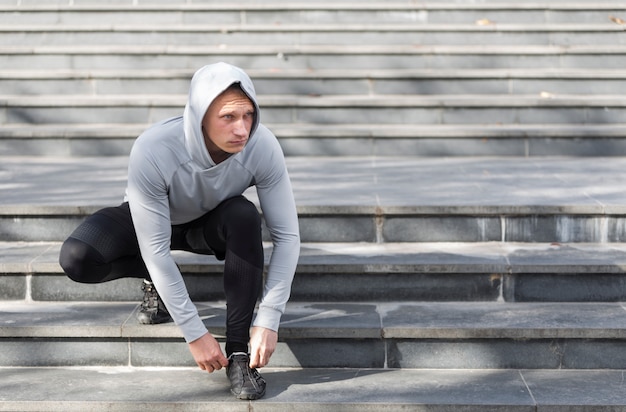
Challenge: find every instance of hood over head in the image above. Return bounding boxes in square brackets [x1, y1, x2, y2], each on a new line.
[183, 62, 260, 168]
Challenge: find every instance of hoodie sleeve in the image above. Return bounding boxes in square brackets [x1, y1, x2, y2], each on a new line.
[251, 129, 301, 332]
[126, 140, 209, 344]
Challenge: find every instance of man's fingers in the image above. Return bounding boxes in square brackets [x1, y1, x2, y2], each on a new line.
[188, 332, 231, 373]
[260, 349, 273, 368]
[200, 362, 223, 373]
[249, 350, 260, 368]
[249, 327, 278, 368]
[251, 348, 273, 368]
[198, 362, 212, 372]
[202, 355, 229, 373]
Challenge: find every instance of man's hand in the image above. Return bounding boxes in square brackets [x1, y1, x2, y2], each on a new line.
[188, 332, 229, 373]
[249, 326, 278, 369]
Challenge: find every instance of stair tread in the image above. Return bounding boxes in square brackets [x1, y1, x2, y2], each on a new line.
[3, 241, 626, 275]
[2, 300, 626, 339]
[4, 68, 626, 79]
[1, 155, 625, 214]
[4, 123, 626, 139]
[2, 366, 625, 411]
[3, 44, 626, 54]
[1, 1, 625, 10]
[1, 2, 624, 7]
[3, 23, 624, 31]
[5, 93, 626, 106]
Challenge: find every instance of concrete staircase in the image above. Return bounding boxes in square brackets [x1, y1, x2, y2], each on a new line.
[3, 1, 626, 157]
[2, 1, 626, 410]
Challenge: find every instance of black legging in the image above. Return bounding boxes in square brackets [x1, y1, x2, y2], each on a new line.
[59, 196, 264, 354]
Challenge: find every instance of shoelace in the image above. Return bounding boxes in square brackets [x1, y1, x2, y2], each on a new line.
[229, 353, 265, 385]
[141, 282, 158, 309]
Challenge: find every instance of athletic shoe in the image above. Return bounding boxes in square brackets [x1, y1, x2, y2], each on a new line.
[226, 352, 267, 400]
[137, 280, 172, 324]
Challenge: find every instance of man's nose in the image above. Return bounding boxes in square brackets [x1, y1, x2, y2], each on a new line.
[234, 118, 248, 136]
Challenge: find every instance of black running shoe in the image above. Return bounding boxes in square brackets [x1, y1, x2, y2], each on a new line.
[226, 352, 267, 400]
[137, 280, 172, 324]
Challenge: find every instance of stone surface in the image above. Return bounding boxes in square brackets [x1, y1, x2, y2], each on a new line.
[4, 155, 626, 214]
[4, 156, 626, 242]
[5, 241, 626, 303]
[0, 366, 625, 411]
[3, 300, 626, 369]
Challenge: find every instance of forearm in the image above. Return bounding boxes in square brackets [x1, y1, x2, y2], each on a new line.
[252, 232, 300, 331]
[148, 261, 208, 342]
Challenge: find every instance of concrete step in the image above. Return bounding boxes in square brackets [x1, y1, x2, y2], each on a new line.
[2, 24, 625, 46]
[2, 367, 626, 412]
[2, 93, 625, 126]
[3, 155, 626, 242]
[5, 3, 626, 22]
[5, 123, 626, 157]
[2, 44, 626, 70]
[4, 241, 626, 303]
[4, 68, 626, 96]
[1, 3, 625, 26]
[3, 95, 624, 137]
[1, 2, 622, 159]
[2, 299, 626, 369]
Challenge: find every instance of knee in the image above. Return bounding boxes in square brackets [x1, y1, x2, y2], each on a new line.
[223, 197, 262, 232]
[59, 237, 100, 283]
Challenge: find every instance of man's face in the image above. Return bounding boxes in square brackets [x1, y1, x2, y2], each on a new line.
[202, 88, 255, 156]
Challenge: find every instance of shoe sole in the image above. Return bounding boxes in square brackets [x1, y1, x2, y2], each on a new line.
[232, 387, 266, 400]
[136, 313, 172, 325]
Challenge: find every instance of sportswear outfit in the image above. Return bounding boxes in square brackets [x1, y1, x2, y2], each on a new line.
[59, 63, 300, 356]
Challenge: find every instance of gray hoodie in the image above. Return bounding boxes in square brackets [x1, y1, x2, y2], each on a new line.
[126, 62, 300, 343]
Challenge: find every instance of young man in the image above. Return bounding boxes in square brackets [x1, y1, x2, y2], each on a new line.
[59, 62, 301, 400]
